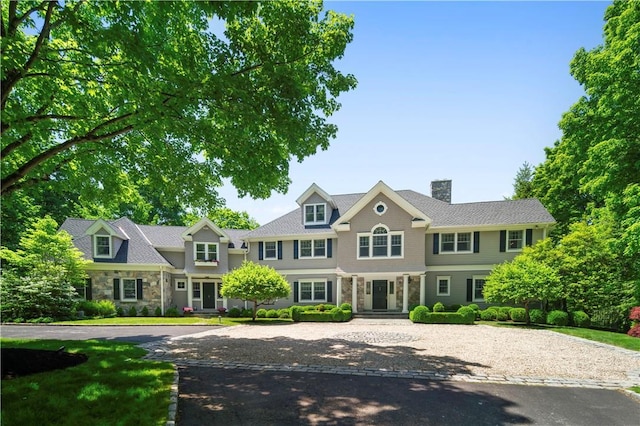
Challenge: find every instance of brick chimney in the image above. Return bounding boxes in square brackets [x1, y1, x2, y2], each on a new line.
[431, 180, 452, 203]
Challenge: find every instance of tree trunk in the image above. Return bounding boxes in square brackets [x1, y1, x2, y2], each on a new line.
[252, 300, 258, 321]
[524, 300, 531, 325]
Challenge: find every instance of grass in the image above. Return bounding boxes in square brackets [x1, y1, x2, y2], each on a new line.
[51, 316, 294, 326]
[1, 338, 175, 426]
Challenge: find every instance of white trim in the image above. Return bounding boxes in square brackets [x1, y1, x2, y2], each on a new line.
[296, 183, 337, 208]
[297, 279, 328, 303]
[263, 240, 279, 260]
[472, 275, 487, 302]
[419, 274, 426, 305]
[182, 217, 230, 243]
[85, 263, 169, 271]
[175, 279, 187, 291]
[506, 229, 526, 252]
[298, 238, 327, 259]
[429, 223, 552, 233]
[436, 276, 451, 296]
[121, 278, 137, 301]
[85, 219, 119, 237]
[193, 241, 219, 262]
[93, 234, 112, 258]
[357, 225, 404, 259]
[373, 201, 387, 216]
[303, 203, 328, 225]
[440, 231, 474, 254]
[244, 231, 336, 242]
[427, 264, 495, 272]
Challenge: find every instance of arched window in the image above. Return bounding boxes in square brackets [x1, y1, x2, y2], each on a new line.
[357, 224, 404, 259]
[372, 227, 388, 257]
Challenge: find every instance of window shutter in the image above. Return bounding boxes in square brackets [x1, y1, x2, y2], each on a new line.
[466, 279, 473, 302]
[113, 278, 120, 300]
[499, 230, 507, 252]
[433, 233, 440, 254]
[136, 278, 143, 300]
[327, 281, 333, 302]
[327, 239, 332, 258]
[293, 240, 299, 259]
[258, 242, 264, 260]
[277, 241, 283, 260]
[525, 229, 533, 246]
[86, 278, 93, 300]
[293, 281, 299, 303]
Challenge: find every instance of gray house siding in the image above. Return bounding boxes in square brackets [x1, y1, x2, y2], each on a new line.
[424, 270, 491, 308]
[246, 239, 338, 270]
[184, 227, 229, 274]
[158, 250, 184, 269]
[336, 193, 426, 273]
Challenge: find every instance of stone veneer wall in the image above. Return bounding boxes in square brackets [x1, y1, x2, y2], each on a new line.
[87, 270, 165, 311]
[408, 276, 420, 306]
[356, 277, 365, 311]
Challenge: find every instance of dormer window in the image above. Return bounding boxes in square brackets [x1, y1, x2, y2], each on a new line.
[94, 235, 112, 258]
[304, 203, 326, 225]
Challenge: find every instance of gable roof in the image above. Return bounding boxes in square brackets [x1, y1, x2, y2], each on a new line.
[295, 183, 337, 209]
[181, 217, 230, 243]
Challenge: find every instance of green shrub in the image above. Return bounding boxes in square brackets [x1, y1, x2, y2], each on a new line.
[323, 304, 337, 310]
[116, 306, 125, 317]
[468, 303, 480, 313]
[165, 307, 179, 317]
[241, 308, 253, 318]
[433, 302, 445, 312]
[290, 306, 303, 321]
[547, 310, 569, 326]
[227, 307, 242, 318]
[141, 306, 149, 317]
[480, 309, 497, 321]
[256, 308, 267, 318]
[448, 304, 462, 312]
[414, 311, 474, 325]
[410, 305, 430, 322]
[340, 303, 352, 311]
[96, 300, 116, 317]
[154, 306, 162, 317]
[330, 307, 344, 321]
[77, 300, 100, 317]
[409, 304, 420, 312]
[278, 310, 291, 319]
[496, 310, 509, 321]
[295, 309, 351, 322]
[570, 310, 591, 328]
[127, 306, 137, 317]
[498, 306, 512, 317]
[303, 305, 317, 311]
[316, 304, 326, 312]
[509, 308, 527, 322]
[266, 309, 278, 318]
[529, 309, 546, 324]
[456, 306, 476, 323]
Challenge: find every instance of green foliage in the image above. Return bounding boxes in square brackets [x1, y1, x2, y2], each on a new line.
[1, 0, 357, 224]
[468, 304, 480, 314]
[456, 306, 477, 323]
[127, 306, 138, 317]
[316, 304, 326, 312]
[290, 306, 303, 322]
[480, 309, 497, 321]
[227, 307, 242, 318]
[340, 303, 352, 311]
[408, 304, 419, 312]
[529, 309, 547, 324]
[256, 308, 268, 318]
[433, 302, 445, 312]
[410, 305, 430, 322]
[547, 310, 569, 326]
[570, 311, 591, 328]
[0, 217, 91, 321]
[296, 310, 350, 322]
[277, 309, 291, 319]
[241, 308, 254, 318]
[165, 307, 179, 317]
[116, 306, 125, 317]
[221, 261, 290, 320]
[154, 306, 162, 317]
[509, 308, 527, 322]
[413, 309, 475, 325]
[77, 300, 116, 318]
[206, 208, 259, 230]
[141, 306, 149, 317]
[266, 309, 278, 319]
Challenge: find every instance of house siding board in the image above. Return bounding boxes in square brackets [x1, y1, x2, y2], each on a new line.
[185, 227, 231, 274]
[285, 274, 337, 308]
[337, 193, 426, 273]
[425, 270, 490, 307]
[247, 240, 338, 270]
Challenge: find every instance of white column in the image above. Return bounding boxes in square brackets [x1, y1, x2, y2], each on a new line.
[336, 276, 342, 306]
[351, 275, 358, 313]
[187, 276, 193, 308]
[420, 274, 426, 306]
[402, 274, 409, 313]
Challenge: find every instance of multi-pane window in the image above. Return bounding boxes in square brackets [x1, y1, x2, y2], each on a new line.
[95, 235, 111, 257]
[304, 203, 326, 224]
[175, 280, 186, 291]
[193, 282, 201, 299]
[123, 278, 137, 300]
[300, 239, 326, 258]
[195, 242, 218, 261]
[474, 277, 486, 301]
[358, 226, 403, 258]
[300, 280, 326, 302]
[264, 241, 278, 259]
[441, 232, 472, 253]
[508, 230, 523, 251]
[437, 276, 450, 296]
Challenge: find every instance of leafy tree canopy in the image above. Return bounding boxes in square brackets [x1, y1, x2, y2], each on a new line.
[221, 261, 290, 320]
[206, 208, 259, 230]
[506, 162, 535, 200]
[1, 0, 357, 213]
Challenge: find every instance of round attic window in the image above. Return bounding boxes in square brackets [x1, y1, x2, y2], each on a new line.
[374, 201, 387, 216]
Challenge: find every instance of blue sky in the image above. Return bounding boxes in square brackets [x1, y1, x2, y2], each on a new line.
[218, 1, 611, 226]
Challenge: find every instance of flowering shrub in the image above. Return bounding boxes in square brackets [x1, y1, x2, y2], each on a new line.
[217, 307, 227, 315]
[628, 324, 640, 338]
[182, 306, 194, 315]
[629, 306, 640, 322]
[628, 307, 640, 338]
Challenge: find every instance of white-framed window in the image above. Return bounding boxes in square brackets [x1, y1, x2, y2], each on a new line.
[441, 232, 473, 253]
[194, 242, 218, 262]
[304, 203, 326, 225]
[473, 276, 487, 302]
[122, 278, 137, 301]
[373, 201, 387, 216]
[175, 280, 187, 291]
[357, 224, 403, 259]
[299, 280, 327, 302]
[300, 239, 326, 258]
[437, 276, 451, 296]
[264, 241, 278, 259]
[94, 234, 112, 257]
[193, 282, 201, 299]
[507, 230, 524, 252]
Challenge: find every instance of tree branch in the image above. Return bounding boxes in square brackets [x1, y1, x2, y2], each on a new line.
[9, 1, 50, 36]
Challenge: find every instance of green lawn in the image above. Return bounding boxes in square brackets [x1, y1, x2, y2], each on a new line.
[551, 327, 640, 351]
[1, 338, 175, 426]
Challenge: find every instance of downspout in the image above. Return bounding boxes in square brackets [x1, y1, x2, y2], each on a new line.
[160, 267, 165, 316]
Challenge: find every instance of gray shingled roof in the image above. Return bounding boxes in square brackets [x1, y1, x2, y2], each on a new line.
[244, 189, 555, 238]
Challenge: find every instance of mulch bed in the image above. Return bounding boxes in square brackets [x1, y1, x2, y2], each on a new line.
[1, 348, 88, 379]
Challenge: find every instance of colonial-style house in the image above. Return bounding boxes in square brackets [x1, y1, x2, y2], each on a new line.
[61, 180, 555, 315]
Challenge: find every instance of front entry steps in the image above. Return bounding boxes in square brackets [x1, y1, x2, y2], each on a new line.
[352, 311, 408, 319]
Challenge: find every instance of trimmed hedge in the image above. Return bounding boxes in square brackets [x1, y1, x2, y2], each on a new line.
[410, 305, 430, 322]
[410, 305, 474, 324]
[433, 302, 445, 312]
[570, 311, 591, 328]
[529, 309, 546, 324]
[296, 310, 352, 322]
[509, 308, 527, 322]
[547, 310, 569, 326]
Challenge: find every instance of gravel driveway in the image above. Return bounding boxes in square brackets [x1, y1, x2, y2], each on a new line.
[146, 319, 640, 386]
